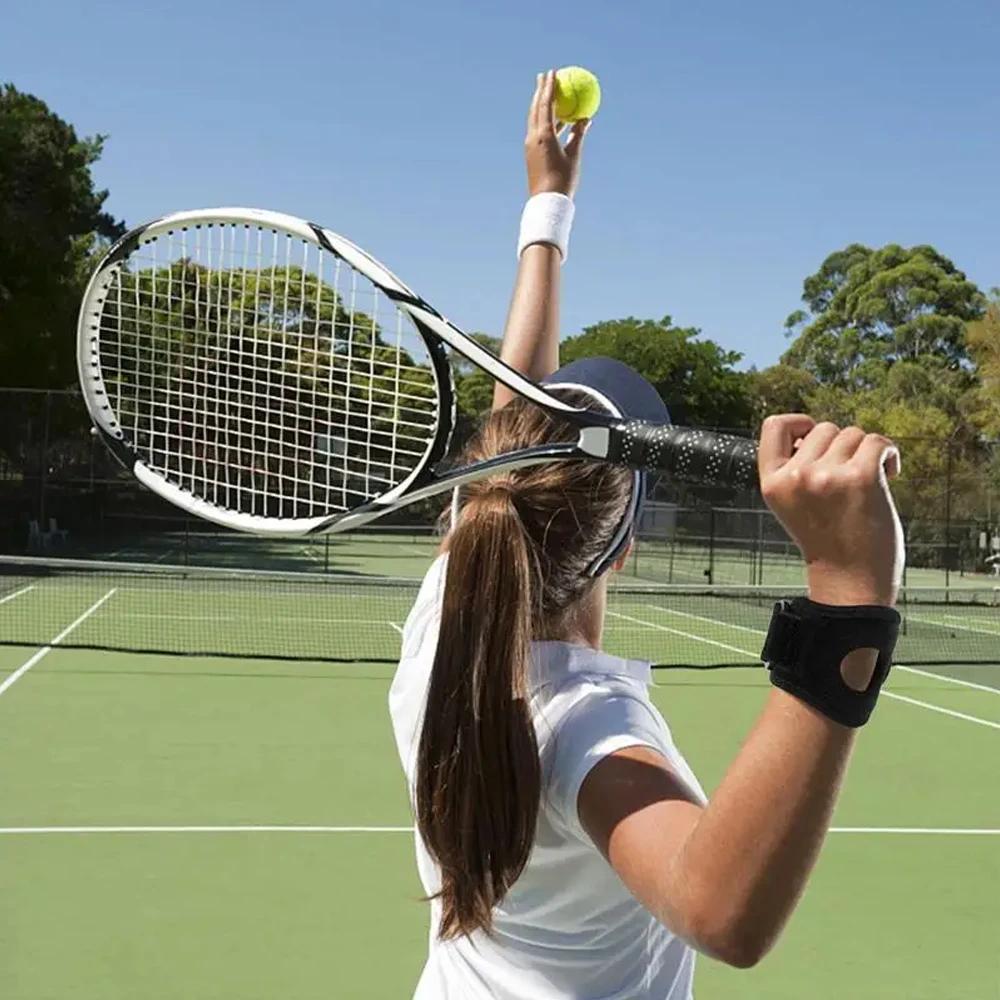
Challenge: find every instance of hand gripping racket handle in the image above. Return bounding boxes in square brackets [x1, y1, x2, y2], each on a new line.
[610, 422, 760, 490]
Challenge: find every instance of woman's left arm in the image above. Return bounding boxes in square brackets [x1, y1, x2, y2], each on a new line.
[492, 70, 590, 410]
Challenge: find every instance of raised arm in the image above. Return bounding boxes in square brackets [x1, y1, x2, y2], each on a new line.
[578, 418, 905, 968]
[493, 71, 589, 410]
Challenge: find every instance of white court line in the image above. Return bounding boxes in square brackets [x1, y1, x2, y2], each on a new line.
[389, 623, 403, 635]
[0, 589, 117, 700]
[908, 612, 1000, 639]
[0, 585, 34, 606]
[613, 608, 1000, 729]
[607, 611, 758, 661]
[642, 602, 763, 637]
[0, 825, 414, 835]
[899, 665, 1000, 697]
[640, 602, 999, 698]
[829, 827, 1000, 835]
[0, 825, 994, 836]
[120, 615, 399, 625]
[882, 692, 1000, 730]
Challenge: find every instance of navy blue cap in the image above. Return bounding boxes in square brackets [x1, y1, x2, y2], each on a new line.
[543, 357, 670, 577]
[543, 357, 670, 425]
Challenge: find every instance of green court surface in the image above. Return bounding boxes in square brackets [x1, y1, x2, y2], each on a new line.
[1, 562, 998, 998]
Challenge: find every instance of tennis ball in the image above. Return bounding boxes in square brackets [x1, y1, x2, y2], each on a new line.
[554, 66, 601, 122]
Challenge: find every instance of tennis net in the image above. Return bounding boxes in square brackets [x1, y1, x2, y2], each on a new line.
[1, 555, 997, 669]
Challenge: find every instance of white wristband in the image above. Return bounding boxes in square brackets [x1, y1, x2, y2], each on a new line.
[517, 192, 576, 262]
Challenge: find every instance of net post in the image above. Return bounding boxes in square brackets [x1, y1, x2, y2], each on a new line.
[945, 437, 953, 594]
[707, 507, 716, 586]
[38, 390, 52, 532]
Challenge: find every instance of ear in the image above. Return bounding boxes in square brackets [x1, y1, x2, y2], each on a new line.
[611, 537, 634, 572]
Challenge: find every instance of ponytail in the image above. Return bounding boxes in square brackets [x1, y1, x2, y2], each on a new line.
[414, 489, 541, 940]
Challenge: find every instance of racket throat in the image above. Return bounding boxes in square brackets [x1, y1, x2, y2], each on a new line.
[577, 426, 612, 459]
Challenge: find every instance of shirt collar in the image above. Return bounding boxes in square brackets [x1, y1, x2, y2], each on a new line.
[528, 640, 652, 689]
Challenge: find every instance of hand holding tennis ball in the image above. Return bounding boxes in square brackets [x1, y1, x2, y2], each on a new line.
[553, 66, 601, 123]
[525, 70, 594, 198]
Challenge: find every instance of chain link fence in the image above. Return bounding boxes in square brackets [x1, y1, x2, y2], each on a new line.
[2, 388, 998, 587]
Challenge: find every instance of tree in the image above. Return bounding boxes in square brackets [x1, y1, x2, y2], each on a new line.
[452, 332, 502, 423]
[560, 316, 752, 429]
[966, 288, 1000, 437]
[782, 244, 985, 391]
[91, 260, 439, 516]
[745, 364, 817, 431]
[0, 84, 123, 388]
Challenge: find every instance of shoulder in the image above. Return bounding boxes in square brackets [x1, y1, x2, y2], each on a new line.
[535, 651, 706, 833]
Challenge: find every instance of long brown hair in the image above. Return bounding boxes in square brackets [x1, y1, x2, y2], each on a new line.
[415, 392, 634, 939]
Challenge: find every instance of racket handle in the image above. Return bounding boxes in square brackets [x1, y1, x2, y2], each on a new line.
[611, 422, 760, 490]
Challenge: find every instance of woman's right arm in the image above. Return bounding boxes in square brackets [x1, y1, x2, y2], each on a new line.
[577, 415, 905, 969]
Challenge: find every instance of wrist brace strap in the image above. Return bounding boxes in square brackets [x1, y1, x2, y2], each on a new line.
[761, 598, 901, 728]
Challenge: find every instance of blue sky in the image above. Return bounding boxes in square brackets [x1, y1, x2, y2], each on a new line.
[3, 0, 996, 370]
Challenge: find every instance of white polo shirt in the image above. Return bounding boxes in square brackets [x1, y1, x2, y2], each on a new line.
[389, 556, 706, 1000]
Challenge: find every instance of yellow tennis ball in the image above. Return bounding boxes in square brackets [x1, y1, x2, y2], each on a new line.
[554, 66, 601, 122]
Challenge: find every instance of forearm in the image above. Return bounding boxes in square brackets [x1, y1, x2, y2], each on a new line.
[492, 243, 562, 410]
[667, 688, 856, 965]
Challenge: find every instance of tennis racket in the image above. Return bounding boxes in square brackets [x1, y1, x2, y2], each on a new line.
[77, 207, 758, 537]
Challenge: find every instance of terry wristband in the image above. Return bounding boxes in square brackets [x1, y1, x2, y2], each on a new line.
[517, 192, 575, 262]
[761, 598, 901, 728]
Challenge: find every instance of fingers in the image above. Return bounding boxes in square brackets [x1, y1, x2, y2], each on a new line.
[528, 73, 543, 133]
[563, 119, 591, 157]
[537, 70, 556, 133]
[528, 71, 561, 134]
[785, 421, 841, 467]
[851, 433, 901, 481]
[757, 414, 816, 478]
[822, 425, 867, 464]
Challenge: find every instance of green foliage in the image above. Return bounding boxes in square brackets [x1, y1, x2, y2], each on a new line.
[452, 333, 502, 423]
[560, 316, 752, 428]
[966, 288, 1000, 437]
[779, 247, 994, 557]
[745, 364, 817, 430]
[783, 243, 985, 390]
[103, 261, 438, 505]
[0, 84, 124, 388]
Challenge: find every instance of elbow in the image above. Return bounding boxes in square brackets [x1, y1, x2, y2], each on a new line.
[678, 907, 777, 970]
[691, 925, 770, 970]
[708, 937, 768, 970]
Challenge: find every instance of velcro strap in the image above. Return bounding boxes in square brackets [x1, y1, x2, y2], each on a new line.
[762, 598, 901, 728]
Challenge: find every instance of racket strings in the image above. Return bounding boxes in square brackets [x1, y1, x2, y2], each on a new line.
[96, 223, 439, 519]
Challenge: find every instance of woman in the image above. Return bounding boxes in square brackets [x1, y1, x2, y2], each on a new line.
[390, 72, 904, 999]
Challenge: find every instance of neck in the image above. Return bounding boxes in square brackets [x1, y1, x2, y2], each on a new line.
[542, 579, 607, 650]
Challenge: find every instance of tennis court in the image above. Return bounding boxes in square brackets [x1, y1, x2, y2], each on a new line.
[1, 553, 998, 998]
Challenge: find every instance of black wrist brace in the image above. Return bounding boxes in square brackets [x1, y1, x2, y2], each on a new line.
[761, 598, 901, 728]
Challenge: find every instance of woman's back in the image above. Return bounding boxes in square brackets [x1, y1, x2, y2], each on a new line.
[390, 557, 704, 999]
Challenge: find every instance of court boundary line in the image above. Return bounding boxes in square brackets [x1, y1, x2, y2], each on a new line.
[0, 589, 118, 701]
[908, 611, 1000, 640]
[0, 585, 34, 606]
[613, 608, 1000, 730]
[640, 602, 1000, 698]
[0, 824, 995, 836]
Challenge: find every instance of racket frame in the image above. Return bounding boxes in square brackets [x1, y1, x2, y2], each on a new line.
[77, 208, 615, 537]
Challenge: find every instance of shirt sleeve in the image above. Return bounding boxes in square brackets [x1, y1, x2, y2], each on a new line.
[546, 689, 673, 840]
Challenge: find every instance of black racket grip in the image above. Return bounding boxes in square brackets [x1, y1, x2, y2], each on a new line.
[610, 422, 760, 490]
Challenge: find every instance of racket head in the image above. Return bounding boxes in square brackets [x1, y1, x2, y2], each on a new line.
[77, 208, 455, 536]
